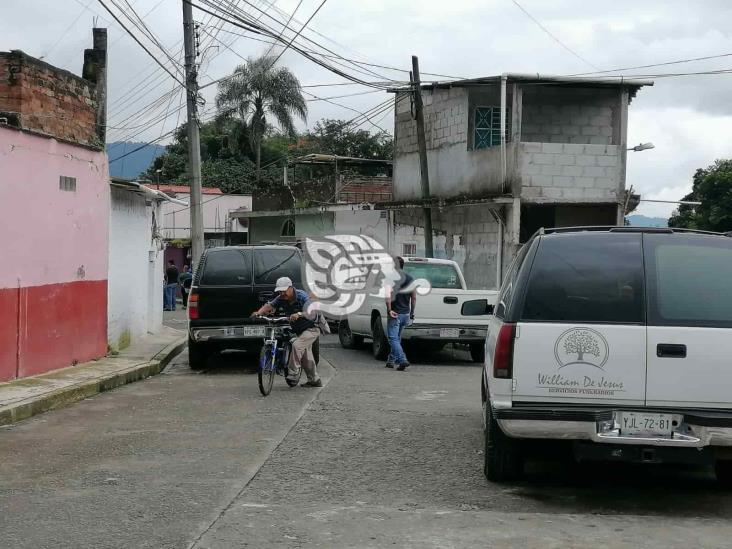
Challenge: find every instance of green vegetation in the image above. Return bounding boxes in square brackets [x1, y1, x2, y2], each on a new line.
[668, 159, 732, 232]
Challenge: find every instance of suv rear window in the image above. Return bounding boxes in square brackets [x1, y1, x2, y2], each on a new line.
[520, 233, 644, 323]
[403, 263, 461, 289]
[645, 233, 732, 328]
[254, 249, 302, 285]
[200, 249, 252, 286]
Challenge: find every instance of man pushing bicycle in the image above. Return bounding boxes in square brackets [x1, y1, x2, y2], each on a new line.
[251, 276, 322, 388]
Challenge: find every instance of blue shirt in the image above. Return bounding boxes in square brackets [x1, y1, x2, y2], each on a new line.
[268, 289, 316, 334]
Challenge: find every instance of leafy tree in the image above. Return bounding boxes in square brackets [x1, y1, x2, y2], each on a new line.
[668, 159, 732, 232]
[564, 331, 600, 362]
[216, 55, 307, 180]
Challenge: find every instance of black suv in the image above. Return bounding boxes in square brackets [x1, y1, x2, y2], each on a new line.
[187, 245, 319, 369]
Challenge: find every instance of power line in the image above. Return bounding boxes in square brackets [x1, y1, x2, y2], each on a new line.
[269, 0, 329, 67]
[567, 51, 732, 77]
[192, 0, 398, 86]
[262, 0, 303, 59]
[510, 0, 600, 72]
[96, 0, 187, 87]
[41, 0, 95, 60]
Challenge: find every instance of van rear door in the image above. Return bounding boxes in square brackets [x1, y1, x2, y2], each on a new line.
[511, 232, 647, 406]
[252, 248, 302, 309]
[644, 233, 732, 409]
[196, 248, 257, 323]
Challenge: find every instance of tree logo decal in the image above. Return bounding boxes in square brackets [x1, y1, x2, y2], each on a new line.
[554, 328, 609, 370]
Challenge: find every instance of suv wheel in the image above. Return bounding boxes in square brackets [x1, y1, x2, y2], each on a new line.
[484, 401, 523, 482]
[188, 337, 209, 370]
[716, 460, 732, 488]
[338, 320, 363, 349]
[371, 315, 390, 361]
[470, 343, 486, 363]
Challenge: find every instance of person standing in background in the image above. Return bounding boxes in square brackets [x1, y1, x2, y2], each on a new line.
[179, 265, 193, 309]
[385, 257, 417, 371]
[164, 260, 179, 311]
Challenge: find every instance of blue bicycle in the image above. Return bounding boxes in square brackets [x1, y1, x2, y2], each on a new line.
[255, 316, 301, 396]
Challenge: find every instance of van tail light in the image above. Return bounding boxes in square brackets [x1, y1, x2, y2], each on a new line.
[493, 323, 516, 379]
[187, 291, 199, 320]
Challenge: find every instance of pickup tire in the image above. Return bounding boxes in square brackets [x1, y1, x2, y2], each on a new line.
[371, 315, 390, 361]
[188, 337, 210, 370]
[716, 460, 732, 488]
[338, 320, 363, 349]
[484, 400, 523, 482]
[470, 343, 486, 363]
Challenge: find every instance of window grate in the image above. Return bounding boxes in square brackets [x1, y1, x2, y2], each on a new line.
[402, 242, 417, 256]
[474, 106, 510, 150]
[59, 175, 77, 192]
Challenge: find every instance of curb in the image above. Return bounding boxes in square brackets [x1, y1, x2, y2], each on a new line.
[0, 337, 187, 427]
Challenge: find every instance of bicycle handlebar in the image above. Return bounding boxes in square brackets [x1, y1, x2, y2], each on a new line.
[251, 315, 290, 324]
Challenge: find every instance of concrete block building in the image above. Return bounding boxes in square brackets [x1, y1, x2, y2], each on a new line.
[389, 74, 652, 289]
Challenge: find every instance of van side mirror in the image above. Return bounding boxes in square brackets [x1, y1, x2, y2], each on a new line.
[461, 299, 494, 316]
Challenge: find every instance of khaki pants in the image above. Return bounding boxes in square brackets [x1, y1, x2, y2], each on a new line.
[288, 327, 320, 382]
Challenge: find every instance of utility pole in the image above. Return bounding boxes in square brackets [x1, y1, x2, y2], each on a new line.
[182, 0, 204, 269]
[411, 55, 433, 257]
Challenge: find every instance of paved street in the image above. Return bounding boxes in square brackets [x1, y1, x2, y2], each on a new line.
[2, 336, 732, 548]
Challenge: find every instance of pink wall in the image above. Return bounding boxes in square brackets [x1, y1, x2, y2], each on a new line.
[0, 127, 109, 380]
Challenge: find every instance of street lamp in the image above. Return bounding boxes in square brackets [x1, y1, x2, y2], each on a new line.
[628, 142, 655, 152]
[155, 168, 162, 190]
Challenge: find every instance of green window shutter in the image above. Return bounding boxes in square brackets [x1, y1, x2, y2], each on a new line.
[474, 106, 511, 149]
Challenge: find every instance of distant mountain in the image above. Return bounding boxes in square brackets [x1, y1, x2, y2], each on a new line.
[627, 215, 668, 227]
[107, 142, 166, 180]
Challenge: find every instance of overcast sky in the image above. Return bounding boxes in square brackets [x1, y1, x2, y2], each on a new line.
[3, 0, 732, 217]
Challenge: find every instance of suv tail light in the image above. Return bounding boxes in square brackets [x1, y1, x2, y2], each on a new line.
[187, 291, 199, 320]
[493, 323, 516, 379]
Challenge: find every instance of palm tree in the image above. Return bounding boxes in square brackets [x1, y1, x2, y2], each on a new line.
[216, 55, 307, 181]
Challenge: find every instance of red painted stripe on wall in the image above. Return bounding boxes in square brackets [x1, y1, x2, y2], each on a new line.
[0, 288, 19, 381]
[0, 280, 107, 381]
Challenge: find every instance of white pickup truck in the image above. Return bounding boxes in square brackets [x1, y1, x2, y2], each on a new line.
[338, 257, 498, 362]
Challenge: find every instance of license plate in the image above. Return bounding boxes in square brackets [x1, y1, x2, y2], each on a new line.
[440, 328, 460, 338]
[241, 326, 265, 337]
[617, 412, 675, 437]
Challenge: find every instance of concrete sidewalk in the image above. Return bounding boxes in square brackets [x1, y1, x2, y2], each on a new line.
[0, 326, 186, 426]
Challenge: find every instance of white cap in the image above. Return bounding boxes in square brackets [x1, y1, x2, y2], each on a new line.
[274, 276, 293, 292]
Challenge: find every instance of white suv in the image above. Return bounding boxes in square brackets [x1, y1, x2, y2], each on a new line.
[482, 227, 732, 484]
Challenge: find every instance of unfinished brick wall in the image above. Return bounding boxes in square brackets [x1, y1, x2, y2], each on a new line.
[0, 51, 99, 147]
[518, 142, 620, 201]
[521, 88, 618, 145]
[395, 88, 468, 155]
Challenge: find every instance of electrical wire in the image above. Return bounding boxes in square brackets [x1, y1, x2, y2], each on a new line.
[510, 0, 600, 72]
[96, 0, 187, 87]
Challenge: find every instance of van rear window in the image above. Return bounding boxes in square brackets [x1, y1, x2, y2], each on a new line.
[645, 233, 732, 327]
[254, 249, 302, 285]
[200, 249, 252, 286]
[520, 233, 644, 323]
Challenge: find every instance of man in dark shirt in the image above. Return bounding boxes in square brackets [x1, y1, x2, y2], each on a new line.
[164, 260, 179, 311]
[252, 277, 322, 387]
[179, 265, 193, 309]
[385, 256, 417, 371]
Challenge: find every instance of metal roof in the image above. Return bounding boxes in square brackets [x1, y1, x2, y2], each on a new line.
[291, 153, 392, 166]
[388, 72, 654, 93]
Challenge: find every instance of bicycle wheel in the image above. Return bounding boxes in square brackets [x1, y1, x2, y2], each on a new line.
[258, 345, 276, 396]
